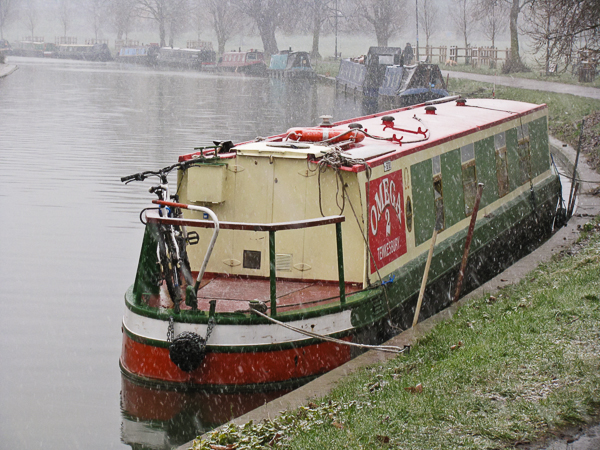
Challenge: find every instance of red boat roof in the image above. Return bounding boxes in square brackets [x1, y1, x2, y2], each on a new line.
[180, 97, 547, 172]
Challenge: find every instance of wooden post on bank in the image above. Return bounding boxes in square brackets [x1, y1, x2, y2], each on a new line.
[453, 183, 485, 303]
[412, 227, 438, 327]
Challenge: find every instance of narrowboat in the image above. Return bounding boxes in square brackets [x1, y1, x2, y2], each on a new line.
[268, 50, 316, 78]
[337, 46, 448, 104]
[120, 96, 561, 392]
[115, 45, 159, 65]
[55, 43, 112, 62]
[155, 46, 216, 71]
[217, 49, 267, 76]
[10, 39, 56, 57]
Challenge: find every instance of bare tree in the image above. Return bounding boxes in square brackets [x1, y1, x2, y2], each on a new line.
[0, 0, 19, 39]
[200, 0, 243, 55]
[523, 0, 599, 74]
[418, 0, 438, 48]
[451, 0, 475, 61]
[137, 0, 189, 47]
[306, 0, 333, 59]
[57, 0, 72, 38]
[23, 0, 37, 40]
[474, 0, 507, 49]
[233, 0, 292, 56]
[87, 0, 108, 40]
[352, 0, 407, 47]
[108, 0, 137, 40]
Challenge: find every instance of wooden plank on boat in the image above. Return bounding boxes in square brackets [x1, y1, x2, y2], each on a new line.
[146, 212, 345, 231]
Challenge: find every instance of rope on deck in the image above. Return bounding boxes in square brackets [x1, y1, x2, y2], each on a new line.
[250, 308, 406, 354]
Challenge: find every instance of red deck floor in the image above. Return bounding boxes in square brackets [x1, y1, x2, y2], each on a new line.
[146, 276, 362, 313]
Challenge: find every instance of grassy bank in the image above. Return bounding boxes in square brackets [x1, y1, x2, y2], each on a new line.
[193, 222, 600, 450]
[443, 63, 600, 89]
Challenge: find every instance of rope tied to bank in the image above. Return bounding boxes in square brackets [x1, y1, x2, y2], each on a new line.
[249, 308, 405, 354]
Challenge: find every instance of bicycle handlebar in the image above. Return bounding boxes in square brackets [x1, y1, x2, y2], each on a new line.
[121, 159, 202, 184]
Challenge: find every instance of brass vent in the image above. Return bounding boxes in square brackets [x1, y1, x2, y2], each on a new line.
[276, 254, 293, 272]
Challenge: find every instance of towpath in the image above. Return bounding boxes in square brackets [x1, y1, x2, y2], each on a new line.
[441, 69, 600, 100]
[0, 64, 17, 78]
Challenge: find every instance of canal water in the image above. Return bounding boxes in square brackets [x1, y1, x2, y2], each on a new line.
[0, 57, 376, 449]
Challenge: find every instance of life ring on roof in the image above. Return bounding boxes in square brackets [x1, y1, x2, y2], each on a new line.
[286, 127, 365, 144]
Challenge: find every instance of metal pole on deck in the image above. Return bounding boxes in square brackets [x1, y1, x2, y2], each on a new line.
[269, 230, 277, 316]
[336, 222, 346, 304]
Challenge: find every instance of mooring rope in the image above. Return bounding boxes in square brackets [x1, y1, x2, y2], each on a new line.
[249, 308, 405, 354]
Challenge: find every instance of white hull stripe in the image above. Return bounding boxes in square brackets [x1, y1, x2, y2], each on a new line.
[123, 308, 354, 347]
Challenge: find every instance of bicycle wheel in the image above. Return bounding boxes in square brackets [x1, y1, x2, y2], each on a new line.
[157, 225, 183, 310]
[174, 225, 194, 287]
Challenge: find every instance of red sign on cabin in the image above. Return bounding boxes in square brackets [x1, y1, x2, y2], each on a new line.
[368, 171, 407, 274]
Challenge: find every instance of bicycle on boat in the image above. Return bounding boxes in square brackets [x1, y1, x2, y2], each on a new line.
[121, 160, 220, 313]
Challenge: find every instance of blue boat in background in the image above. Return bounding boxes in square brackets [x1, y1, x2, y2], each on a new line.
[268, 50, 316, 78]
[336, 47, 448, 106]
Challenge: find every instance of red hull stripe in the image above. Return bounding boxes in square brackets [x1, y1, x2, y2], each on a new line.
[121, 332, 352, 386]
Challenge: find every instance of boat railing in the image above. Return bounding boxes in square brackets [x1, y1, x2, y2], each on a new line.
[144, 209, 346, 316]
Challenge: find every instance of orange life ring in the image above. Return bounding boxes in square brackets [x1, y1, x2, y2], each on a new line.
[286, 127, 365, 143]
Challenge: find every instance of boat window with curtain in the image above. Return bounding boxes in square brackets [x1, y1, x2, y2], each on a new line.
[495, 132, 510, 197]
[517, 123, 531, 185]
[432, 155, 445, 231]
[461, 143, 478, 216]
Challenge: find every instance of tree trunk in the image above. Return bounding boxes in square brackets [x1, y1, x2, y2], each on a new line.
[509, 0, 522, 65]
[257, 18, 278, 56]
[375, 26, 389, 47]
[159, 19, 166, 47]
[311, 4, 321, 60]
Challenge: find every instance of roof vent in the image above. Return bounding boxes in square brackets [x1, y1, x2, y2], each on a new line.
[348, 123, 363, 129]
[319, 115, 333, 127]
[425, 106, 437, 115]
[456, 98, 467, 106]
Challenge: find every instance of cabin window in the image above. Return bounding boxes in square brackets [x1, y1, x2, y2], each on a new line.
[517, 123, 531, 185]
[461, 143, 478, 216]
[432, 156, 445, 231]
[247, 53, 256, 61]
[495, 132, 510, 197]
[243, 250, 261, 270]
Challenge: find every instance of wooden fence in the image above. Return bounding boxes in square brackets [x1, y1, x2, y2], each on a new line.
[85, 39, 109, 45]
[55, 36, 77, 45]
[417, 45, 511, 67]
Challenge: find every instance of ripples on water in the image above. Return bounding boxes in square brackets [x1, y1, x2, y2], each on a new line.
[0, 56, 377, 449]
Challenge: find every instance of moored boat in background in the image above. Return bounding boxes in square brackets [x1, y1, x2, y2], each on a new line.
[336, 46, 448, 105]
[10, 38, 56, 57]
[217, 49, 267, 76]
[55, 42, 113, 61]
[268, 50, 316, 78]
[120, 96, 562, 392]
[155, 42, 216, 71]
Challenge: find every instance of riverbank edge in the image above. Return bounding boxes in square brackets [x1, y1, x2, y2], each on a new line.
[0, 64, 18, 78]
[177, 136, 600, 450]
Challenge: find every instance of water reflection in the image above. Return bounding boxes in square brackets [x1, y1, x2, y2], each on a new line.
[120, 376, 289, 450]
[0, 56, 390, 450]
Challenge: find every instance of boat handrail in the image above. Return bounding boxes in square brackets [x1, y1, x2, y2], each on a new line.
[145, 207, 345, 231]
[145, 201, 347, 315]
